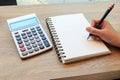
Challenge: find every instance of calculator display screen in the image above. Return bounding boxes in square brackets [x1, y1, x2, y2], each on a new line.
[10, 17, 38, 31]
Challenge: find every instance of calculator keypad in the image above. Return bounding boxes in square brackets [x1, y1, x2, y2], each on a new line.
[14, 25, 52, 58]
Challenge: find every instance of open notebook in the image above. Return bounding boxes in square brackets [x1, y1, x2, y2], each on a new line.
[46, 13, 111, 64]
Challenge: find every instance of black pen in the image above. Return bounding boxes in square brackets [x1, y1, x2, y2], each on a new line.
[87, 4, 115, 40]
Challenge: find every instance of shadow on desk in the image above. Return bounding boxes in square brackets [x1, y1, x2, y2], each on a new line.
[51, 70, 120, 80]
[0, 0, 17, 6]
[113, 79, 120, 80]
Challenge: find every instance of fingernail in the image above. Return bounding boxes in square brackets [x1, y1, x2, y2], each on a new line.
[86, 27, 91, 31]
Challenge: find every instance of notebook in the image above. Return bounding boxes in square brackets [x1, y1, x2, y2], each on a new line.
[46, 13, 111, 64]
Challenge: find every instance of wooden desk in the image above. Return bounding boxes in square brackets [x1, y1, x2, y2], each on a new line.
[0, 0, 120, 80]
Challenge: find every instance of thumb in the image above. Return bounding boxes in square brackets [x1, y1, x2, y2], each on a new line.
[86, 27, 101, 36]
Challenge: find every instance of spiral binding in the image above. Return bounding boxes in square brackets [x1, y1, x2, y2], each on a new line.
[46, 18, 66, 62]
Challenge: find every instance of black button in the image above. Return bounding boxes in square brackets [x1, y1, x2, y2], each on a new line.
[39, 44, 44, 49]
[43, 40, 50, 47]
[18, 40, 23, 44]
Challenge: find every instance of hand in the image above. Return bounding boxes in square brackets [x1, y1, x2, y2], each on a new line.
[86, 19, 120, 47]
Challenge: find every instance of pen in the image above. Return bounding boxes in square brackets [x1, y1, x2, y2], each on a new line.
[87, 4, 115, 40]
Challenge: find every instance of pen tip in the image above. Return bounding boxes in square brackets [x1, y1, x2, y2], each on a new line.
[112, 3, 115, 7]
[87, 36, 90, 40]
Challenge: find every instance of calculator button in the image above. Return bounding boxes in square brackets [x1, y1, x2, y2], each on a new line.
[18, 40, 23, 44]
[29, 36, 34, 40]
[36, 26, 40, 29]
[25, 42, 30, 46]
[30, 28, 35, 31]
[24, 38, 29, 42]
[43, 40, 50, 47]
[39, 44, 45, 49]
[14, 32, 19, 34]
[36, 27, 41, 31]
[36, 38, 41, 42]
[41, 36, 46, 40]
[32, 44, 37, 48]
[38, 30, 43, 34]
[31, 29, 36, 33]
[31, 40, 36, 44]
[28, 49, 34, 54]
[26, 45, 32, 50]
[21, 33, 26, 36]
[15, 34, 20, 38]
[27, 33, 32, 37]
[34, 47, 39, 52]
[22, 51, 28, 56]
[40, 33, 44, 37]
[37, 42, 42, 46]
[19, 44, 24, 48]
[22, 35, 27, 39]
[34, 35, 39, 39]
[33, 32, 37, 35]
[16, 37, 21, 41]
[27, 31, 31, 34]
[22, 29, 28, 32]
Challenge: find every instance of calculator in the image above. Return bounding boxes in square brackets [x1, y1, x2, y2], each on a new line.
[7, 13, 52, 59]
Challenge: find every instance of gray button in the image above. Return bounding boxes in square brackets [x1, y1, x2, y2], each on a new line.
[16, 36, 21, 41]
[22, 51, 28, 56]
[39, 44, 44, 49]
[18, 40, 23, 44]
[32, 44, 37, 48]
[26, 31, 31, 34]
[38, 30, 43, 34]
[22, 35, 27, 39]
[24, 38, 29, 42]
[28, 49, 34, 53]
[37, 42, 42, 46]
[34, 47, 39, 52]
[42, 36, 46, 40]
[31, 29, 36, 33]
[34, 35, 39, 39]
[21, 33, 26, 36]
[30, 28, 35, 31]
[29, 36, 34, 40]
[25, 42, 30, 46]
[15, 34, 20, 38]
[28, 33, 32, 37]
[31, 40, 36, 44]
[40, 33, 44, 37]
[36, 38, 41, 42]
[33, 32, 37, 35]
[26, 45, 32, 50]
[36, 26, 41, 30]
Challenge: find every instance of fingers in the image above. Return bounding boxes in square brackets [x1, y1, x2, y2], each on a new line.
[86, 27, 102, 41]
[86, 27, 101, 36]
[91, 19, 99, 27]
[91, 35, 101, 41]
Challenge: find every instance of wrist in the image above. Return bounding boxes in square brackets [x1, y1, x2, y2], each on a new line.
[116, 34, 120, 47]
[107, 33, 120, 48]
[113, 33, 120, 47]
